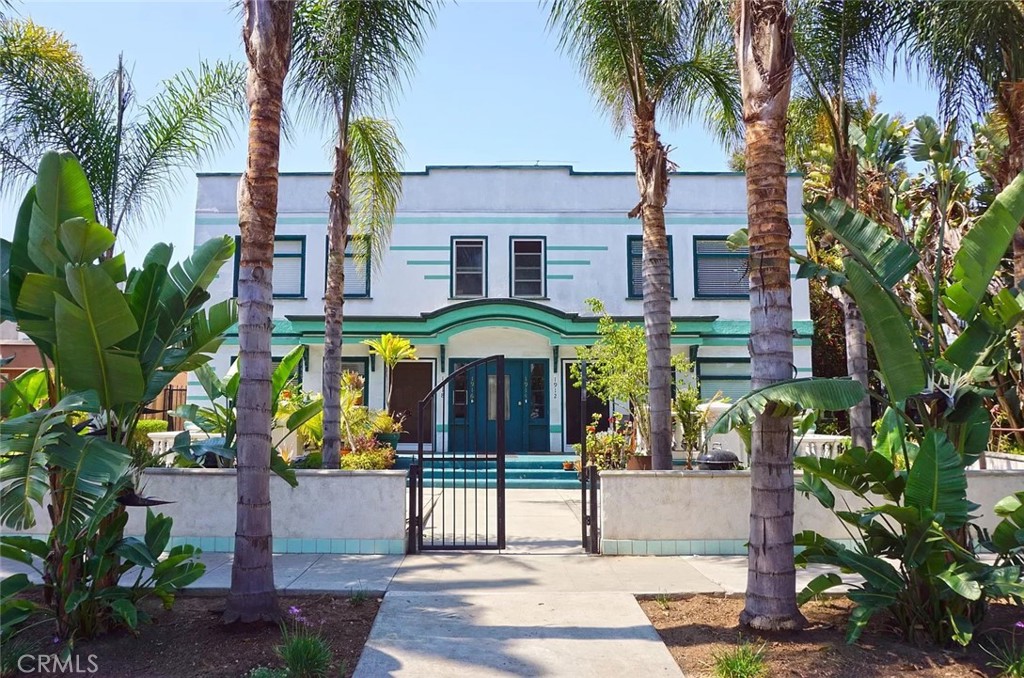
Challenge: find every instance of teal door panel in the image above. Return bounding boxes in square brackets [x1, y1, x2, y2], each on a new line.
[449, 358, 549, 453]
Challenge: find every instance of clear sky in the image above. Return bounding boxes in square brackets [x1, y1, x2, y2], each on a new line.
[2, 0, 943, 265]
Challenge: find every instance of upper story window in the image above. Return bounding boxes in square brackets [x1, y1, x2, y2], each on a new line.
[234, 235, 306, 298]
[627, 235, 673, 299]
[510, 237, 545, 298]
[325, 236, 370, 298]
[452, 237, 486, 298]
[694, 236, 748, 298]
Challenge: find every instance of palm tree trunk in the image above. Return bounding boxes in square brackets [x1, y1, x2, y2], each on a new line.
[224, 0, 294, 625]
[735, 0, 805, 631]
[630, 105, 673, 470]
[322, 142, 351, 469]
[832, 140, 872, 450]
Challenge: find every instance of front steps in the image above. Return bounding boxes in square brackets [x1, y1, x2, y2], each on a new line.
[394, 454, 581, 490]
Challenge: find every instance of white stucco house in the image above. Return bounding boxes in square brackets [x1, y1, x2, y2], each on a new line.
[192, 165, 812, 453]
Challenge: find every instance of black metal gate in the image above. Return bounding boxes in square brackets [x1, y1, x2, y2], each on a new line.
[578, 361, 600, 553]
[408, 355, 506, 552]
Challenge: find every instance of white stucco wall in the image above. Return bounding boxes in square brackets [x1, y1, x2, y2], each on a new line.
[600, 470, 1024, 547]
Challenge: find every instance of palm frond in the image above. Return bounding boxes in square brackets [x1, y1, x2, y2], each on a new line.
[289, 0, 437, 131]
[347, 116, 404, 271]
[115, 60, 246, 239]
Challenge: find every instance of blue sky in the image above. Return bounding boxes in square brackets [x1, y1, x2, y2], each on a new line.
[3, 1, 942, 265]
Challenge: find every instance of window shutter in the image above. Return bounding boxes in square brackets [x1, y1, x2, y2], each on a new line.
[695, 239, 748, 297]
[699, 360, 751, 400]
[629, 237, 643, 297]
[344, 257, 368, 296]
[274, 256, 303, 296]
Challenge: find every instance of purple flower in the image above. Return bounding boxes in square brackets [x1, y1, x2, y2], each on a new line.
[52, 635, 60, 645]
[1016, 620, 1024, 630]
[288, 606, 302, 617]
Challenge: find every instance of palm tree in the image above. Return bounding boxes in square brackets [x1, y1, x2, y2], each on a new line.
[548, 0, 740, 470]
[224, 0, 296, 625]
[0, 17, 245, 243]
[904, 0, 1024, 441]
[792, 0, 898, 451]
[290, 0, 435, 470]
[734, 0, 804, 630]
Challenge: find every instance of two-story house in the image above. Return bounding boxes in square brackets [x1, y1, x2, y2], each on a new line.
[193, 165, 812, 453]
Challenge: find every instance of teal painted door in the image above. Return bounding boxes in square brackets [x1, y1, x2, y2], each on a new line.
[449, 359, 548, 453]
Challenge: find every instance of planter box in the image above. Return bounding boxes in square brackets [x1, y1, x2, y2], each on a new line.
[599, 468, 1024, 556]
[3, 468, 409, 555]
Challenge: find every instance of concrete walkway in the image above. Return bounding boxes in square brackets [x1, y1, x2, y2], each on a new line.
[0, 490, 843, 677]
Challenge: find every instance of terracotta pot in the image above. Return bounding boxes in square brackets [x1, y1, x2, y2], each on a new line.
[626, 455, 652, 470]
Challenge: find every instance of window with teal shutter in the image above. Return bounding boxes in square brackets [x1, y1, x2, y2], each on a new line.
[694, 236, 749, 298]
[324, 235, 370, 298]
[627, 235, 673, 299]
[233, 235, 306, 298]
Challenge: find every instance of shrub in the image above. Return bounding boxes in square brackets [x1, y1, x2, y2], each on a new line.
[341, 447, 396, 470]
[130, 419, 169, 469]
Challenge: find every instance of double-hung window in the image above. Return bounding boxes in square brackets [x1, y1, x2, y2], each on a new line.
[452, 238, 486, 298]
[324, 235, 370, 298]
[697, 358, 751, 400]
[694, 236, 749, 298]
[627, 235, 673, 299]
[510, 238, 545, 298]
[234, 235, 306, 298]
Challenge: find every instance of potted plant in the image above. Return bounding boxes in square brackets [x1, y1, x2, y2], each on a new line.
[371, 410, 405, 449]
[562, 460, 575, 471]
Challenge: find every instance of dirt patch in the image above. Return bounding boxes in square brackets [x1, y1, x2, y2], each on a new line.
[10, 594, 379, 678]
[639, 594, 1022, 678]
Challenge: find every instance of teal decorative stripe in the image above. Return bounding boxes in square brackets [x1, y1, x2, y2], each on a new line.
[424, 274, 451, 280]
[406, 259, 450, 265]
[435, 424, 449, 432]
[547, 259, 590, 266]
[546, 274, 574, 280]
[549, 424, 563, 433]
[548, 245, 608, 251]
[390, 245, 450, 251]
[600, 538, 857, 556]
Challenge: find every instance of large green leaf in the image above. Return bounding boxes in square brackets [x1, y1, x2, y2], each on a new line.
[795, 455, 870, 497]
[707, 378, 866, 437]
[28, 152, 96, 275]
[805, 197, 920, 288]
[57, 217, 114, 264]
[0, 368, 50, 418]
[172, 299, 238, 372]
[843, 258, 927, 401]
[797, 572, 843, 605]
[271, 344, 306, 415]
[55, 266, 144, 408]
[943, 172, 1024, 320]
[905, 430, 969, 529]
[163, 236, 235, 305]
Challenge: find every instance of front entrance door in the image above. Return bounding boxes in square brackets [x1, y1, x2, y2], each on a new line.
[450, 358, 548, 453]
[564, 362, 610, 446]
[391, 361, 434, 446]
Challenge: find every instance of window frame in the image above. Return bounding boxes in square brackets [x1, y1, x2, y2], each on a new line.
[626, 234, 673, 299]
[450, 236, 488, 299]
[695, 357, 752, 400]
[324, 235, 371, 299]
[693, 235, 749, 299]
[233, 234, 307, 299]
[508, 236, 547, 299]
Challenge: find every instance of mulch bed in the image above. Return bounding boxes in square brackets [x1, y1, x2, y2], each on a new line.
[9, 594, 380, 678]
[639, 594, 1023, 678]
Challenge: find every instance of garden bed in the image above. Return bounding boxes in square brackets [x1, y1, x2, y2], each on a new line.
[8, 593, 379, 678]
[639, 594, 1020, 677]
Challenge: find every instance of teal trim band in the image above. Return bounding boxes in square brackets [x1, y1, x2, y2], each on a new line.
[196, 214, 756, 227]
[547, 245, 608, 251]
[599, 538, 857, 556]
[390, 245, 449, 251]
[547, 259, 590, 265]
[549, 424, 563, 433]
[424, 274, 451, 280]
[435, 424, 449, 432]
[546, 274, 574, 280]
[406, 259, 451, 265]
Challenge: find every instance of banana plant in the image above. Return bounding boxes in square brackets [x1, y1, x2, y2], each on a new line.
[172, 344, 322, 487]
[0, 151, 235, 644]
[709, 169, 1024, 646]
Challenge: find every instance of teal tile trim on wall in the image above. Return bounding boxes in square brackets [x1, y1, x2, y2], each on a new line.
[424, 274, 451, 280]
[165, 536, 405, 555]
[546, 274, 574, 280]
[599, 539, 859, 556]
[196, 215, 761, 227]
[549, 424, 563, 433]
[406, 259, 451, 265]
[547, 259, 591, 266]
